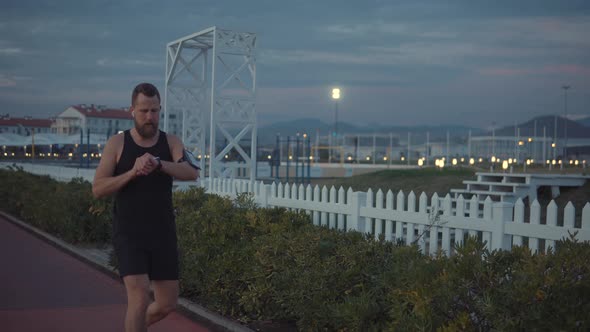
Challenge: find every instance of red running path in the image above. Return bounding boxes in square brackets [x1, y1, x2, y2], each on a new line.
[0, 215, 209, 332]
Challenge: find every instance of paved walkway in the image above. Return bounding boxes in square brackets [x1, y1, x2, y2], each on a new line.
[0, 215, 210, 332]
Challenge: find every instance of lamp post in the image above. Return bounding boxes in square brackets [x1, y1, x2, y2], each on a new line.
[331, 88, 341, 163]
[562, 85, 570, 160]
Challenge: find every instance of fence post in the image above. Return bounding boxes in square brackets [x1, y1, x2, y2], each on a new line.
[492, 202, 513, 251]
[260, 184, 270, 208]
[348, 191, 367, 233]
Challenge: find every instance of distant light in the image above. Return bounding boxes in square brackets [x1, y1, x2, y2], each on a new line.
[383, 156, 388, 161]
[401, 156, 405, 161]
[526, 160, 531, 165]
[460, 157, 464, 163]
[469, 158, 475, 165]
[491, 156, 496, 163]
[569, 160, 573, 165]
[225, 155, 229, 159]
[502, 160, 509, 170]
[478, 158, 483, 163]
[558, 160, 562, 165]
[68, 153, 73, 157]
[528, 137, 532, 142]
[198, 155, 202, 159]
[508, 158, 513, 164]
[309, 156, 313, 160]
[303, 133, 307, 138]
[366, 156, 370, 161]
[551, 143, 556, 148]
[552, 160, 556, 165]
[332, 88, 341, 100]
[518, 141, 524, 146]
[452, 158, 457, 165]
[347, 156, 352, 161]
[575, 160, 579, 165]
[418, 159, 424, 166]
[546, 160, 550, 164]
[267, 155, 271, 160]
[289, 155, 293, 160]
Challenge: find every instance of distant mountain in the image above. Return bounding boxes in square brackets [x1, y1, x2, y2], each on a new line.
[576, 116, 590, 127]
[492, 115, 590, 138]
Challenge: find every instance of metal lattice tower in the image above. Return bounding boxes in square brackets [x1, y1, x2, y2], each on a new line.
[164, 27, 257, 186]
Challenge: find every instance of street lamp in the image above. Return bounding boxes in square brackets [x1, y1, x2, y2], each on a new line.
[332, 88, 340, 137]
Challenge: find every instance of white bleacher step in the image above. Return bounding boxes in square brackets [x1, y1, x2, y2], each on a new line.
[451, 189, 516, 202]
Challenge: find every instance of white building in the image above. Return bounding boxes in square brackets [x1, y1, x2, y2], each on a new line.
[0, 115, 53, 135]
[52, 104, 181, 137]
[52, 104, 133, 136]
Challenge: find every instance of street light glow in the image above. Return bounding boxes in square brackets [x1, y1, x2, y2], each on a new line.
[332, 88, 341, 100]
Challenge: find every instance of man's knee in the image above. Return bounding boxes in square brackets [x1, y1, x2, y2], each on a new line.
[124, 276, 151, 308]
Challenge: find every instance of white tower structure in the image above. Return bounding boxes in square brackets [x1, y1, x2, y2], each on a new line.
[164, 26, 257, 186]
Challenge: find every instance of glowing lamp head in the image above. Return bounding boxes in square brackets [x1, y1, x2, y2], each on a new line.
[332, 88, 341, 100]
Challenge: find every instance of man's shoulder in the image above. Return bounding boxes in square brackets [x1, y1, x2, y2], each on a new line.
[164, 132, 182, 145]
[106, 131, 125, 147]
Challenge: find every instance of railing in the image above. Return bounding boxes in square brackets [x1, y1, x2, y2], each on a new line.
[3, 162, 589, 256]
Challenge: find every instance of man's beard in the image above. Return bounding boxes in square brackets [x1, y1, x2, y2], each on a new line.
[135, 120, 158, 138]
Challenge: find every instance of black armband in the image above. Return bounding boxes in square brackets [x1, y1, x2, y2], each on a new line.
[178, 149, 201, 170]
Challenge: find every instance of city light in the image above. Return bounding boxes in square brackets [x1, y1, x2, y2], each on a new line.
[418, 159, 424, 166]
[267, 155, 271, 159]
[491, 156, 496, 163]
[469, 158, 475, 165]
[502, 160, 508, 170]
[452, 158, 457, 165]
[528, 137, 532, 142]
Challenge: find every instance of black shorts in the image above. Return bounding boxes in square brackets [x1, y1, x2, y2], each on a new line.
[114, 236, 179, 280]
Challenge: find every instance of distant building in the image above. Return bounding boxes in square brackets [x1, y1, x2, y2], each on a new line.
[51, 104, 181, 137]
[52, 104, 133, 136]
[0, 115, 53, 135]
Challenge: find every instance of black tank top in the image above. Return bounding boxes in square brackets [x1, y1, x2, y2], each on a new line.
[113, 130, 175, 246]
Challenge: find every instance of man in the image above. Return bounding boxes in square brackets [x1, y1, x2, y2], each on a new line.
[92, 83, 199, 332]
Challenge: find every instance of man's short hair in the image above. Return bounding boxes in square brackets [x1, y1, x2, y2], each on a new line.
[132, 83, 161, 106]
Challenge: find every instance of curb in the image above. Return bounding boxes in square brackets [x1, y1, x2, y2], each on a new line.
[0, 211, 254, 332]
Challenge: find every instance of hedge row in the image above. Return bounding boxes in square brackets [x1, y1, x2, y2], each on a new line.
[1, 167, 589, 331]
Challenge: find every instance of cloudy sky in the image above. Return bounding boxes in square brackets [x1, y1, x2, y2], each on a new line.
[1, 0, 589, 129]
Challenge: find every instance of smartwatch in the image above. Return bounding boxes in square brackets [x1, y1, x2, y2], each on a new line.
[154, 156, 162, 171]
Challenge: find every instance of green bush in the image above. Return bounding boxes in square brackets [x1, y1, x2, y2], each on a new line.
[2, 167, 589, 331]
[0, 166, 112, 244]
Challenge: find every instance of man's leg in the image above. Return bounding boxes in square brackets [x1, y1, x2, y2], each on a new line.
[123, 274, 151, 332]
[146, 280, 179, 326]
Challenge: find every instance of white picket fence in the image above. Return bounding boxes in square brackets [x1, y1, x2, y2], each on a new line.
[3, 162, 589, 256]
[202, 177, 590, 256]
